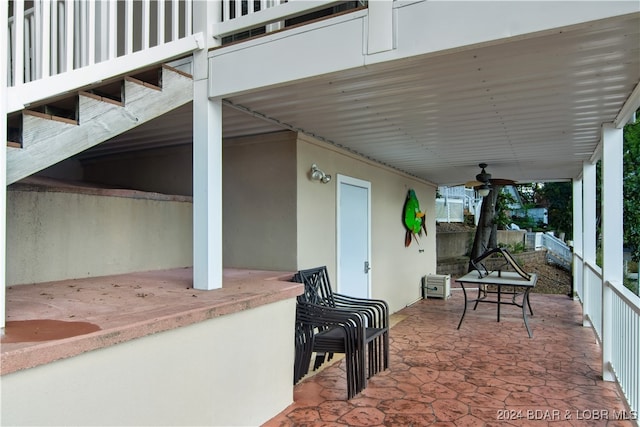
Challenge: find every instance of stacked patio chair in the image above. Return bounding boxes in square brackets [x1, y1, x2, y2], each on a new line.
[292, 266, 389, 399]
[295, 300, 367, 399]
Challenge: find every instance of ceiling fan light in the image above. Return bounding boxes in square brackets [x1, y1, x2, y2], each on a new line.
[478, 184, 491, 197]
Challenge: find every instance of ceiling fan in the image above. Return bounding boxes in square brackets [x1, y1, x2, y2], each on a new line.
[465, 163, 516, 196]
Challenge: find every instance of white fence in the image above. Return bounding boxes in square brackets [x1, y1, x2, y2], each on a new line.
[436, 198, 464, 223]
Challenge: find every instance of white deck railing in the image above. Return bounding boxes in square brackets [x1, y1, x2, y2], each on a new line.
[6, 1, 365, 113]
[212, 0, 357, 40]
[577, 255, 639, 415]
[609, 280, 640, 416]
[541, 232, 572, 269]
[6, 0, 200, 113]
[584, 260, 604, 340]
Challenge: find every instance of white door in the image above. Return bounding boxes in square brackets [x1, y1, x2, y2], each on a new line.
[337, 175, 371, 298]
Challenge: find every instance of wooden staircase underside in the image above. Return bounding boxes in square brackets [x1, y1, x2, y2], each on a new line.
[7, 65, 193, 185]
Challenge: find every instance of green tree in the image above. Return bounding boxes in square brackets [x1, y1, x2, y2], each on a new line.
[624, 119, 640, 262]
[538, 182, 573, 240]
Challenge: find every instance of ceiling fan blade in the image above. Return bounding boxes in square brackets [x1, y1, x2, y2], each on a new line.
[464, 180, 483, 188]
[489, 178, 516, 186]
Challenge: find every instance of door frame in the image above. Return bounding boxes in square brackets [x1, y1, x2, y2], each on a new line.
[336, 174, 372, 297]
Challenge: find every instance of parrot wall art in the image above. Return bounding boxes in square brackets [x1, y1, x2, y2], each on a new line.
[402, 189, 427, 247]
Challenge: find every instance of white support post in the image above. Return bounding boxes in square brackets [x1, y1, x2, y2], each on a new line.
[601, 124, 624, 382]
[192, 1, 222, 290]
[572, 177, 583, 300]
[583, 160, 597, 328]
[367, 0, 394, 55]
[1, 0, 8, 334]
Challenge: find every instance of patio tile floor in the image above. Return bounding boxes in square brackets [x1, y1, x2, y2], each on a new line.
[265, 288, 635, 426]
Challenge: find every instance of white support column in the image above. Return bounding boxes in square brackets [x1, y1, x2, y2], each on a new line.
[192, 1, 222, 290]
[572, 177, 583, 300]
[582, 160, 597, 328]
[601, 124, 624, 382]
[367, 0, 394, 55]
[1, 0, 8, 334]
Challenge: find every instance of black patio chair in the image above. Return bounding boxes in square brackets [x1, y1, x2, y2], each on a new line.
[470, 247, 534, 315]
[293, 266, 389, 380]
[471, 247, 531, 280]
[294, 300, 367, 399]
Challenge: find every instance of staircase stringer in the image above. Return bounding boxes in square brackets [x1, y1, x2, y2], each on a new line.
[7, 66, 193, 185]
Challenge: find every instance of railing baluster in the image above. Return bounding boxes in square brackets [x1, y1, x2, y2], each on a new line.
[172, 0, 179, 41]
[141, 0, 150, 50]
[65, 0, 74, 72]
[184, 0, 192, 39]
[108, 0, 117, 59]
[88, 0, 96, 65]
[41, 0, 51, 78]
[74, 0, 84, 69]
[24, 11, 32, 82]
[125, 0, 133, 55]
[14, 0, 24, 86]
[157, 0, 165, 45]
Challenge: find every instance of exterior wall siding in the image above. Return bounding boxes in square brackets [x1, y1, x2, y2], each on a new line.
[296, 133, 437, 314]
[6, 186, 192, 285]
[222, 131, 298, 271]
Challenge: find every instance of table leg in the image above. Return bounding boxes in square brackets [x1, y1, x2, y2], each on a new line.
[473, 285, 482, 311]
[457, 283, 468, 330]
[497, 284, 501, 322]
[522, 288, 533, 338]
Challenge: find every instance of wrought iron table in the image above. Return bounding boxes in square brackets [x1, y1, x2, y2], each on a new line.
[456, 271, 538, 338]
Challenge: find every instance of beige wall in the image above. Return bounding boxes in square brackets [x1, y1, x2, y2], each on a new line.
[296, 134, 437, 314]
[6, 188, 192, 285]
[1, 298, 296, 426]
[222, 132, 298, 271]
[82, 145, 193, 196]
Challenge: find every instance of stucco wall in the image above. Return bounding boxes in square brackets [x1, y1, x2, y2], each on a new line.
[296, 134, 437, 314]
[82, 145, 193, 196]
[222, 132, 298, 271]
[6, 187, 192, 285]
[437, 230, 528, 260]
[1, 298, 296, 427]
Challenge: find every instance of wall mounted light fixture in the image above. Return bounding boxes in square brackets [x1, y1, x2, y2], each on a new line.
[311, 164, 331, 184]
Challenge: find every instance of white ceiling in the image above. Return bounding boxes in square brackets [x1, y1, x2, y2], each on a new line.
[92, 11, 640, 187]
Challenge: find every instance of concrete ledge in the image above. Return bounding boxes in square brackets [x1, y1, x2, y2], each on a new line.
[1, 268, 302, 375]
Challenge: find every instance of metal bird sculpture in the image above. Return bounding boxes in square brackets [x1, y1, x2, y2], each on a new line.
[403, 189, 427, 247]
